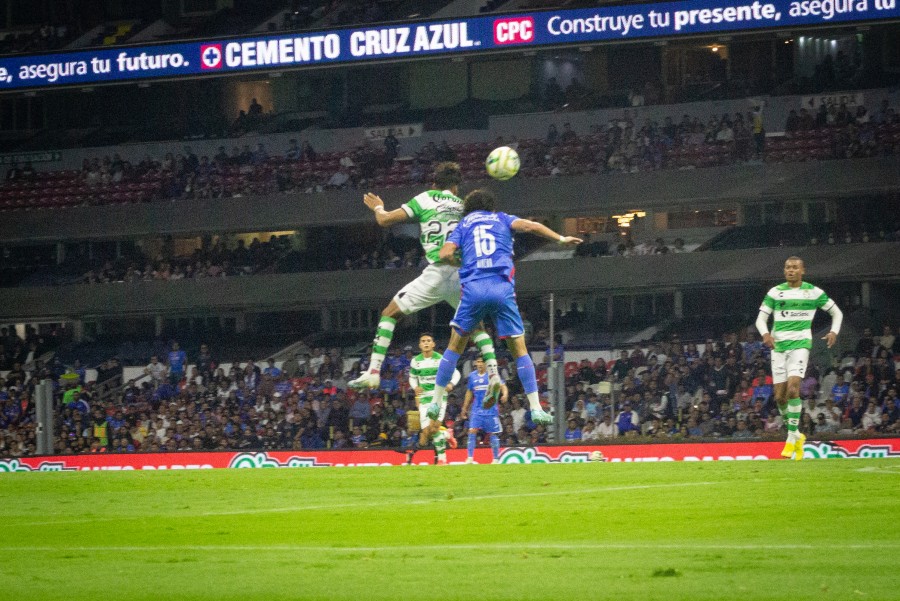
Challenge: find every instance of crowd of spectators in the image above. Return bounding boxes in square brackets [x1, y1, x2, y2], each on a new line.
[2, 322, 899, 457]
[78, 236, 291, 285]
[2, 97, 898, 212]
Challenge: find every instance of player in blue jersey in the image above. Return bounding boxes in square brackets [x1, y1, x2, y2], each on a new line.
[426, 189, 581, 426]
[461, 356, 508, 464]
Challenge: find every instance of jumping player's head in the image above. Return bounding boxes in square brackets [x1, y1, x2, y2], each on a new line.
[784, 256, 805, 285]
[462, 189, 496, 216]
[418, 332, 435, 353]
[432, 162, 462, 191]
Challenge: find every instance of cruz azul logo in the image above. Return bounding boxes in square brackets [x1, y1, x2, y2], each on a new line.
[493, 17, 534, 45]
[200, 44, 223, 69]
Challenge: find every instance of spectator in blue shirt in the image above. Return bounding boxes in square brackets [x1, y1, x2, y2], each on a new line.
[831, 374, 850, 406]
[263, 358, 282, 378]
[167, 342, 187, 385]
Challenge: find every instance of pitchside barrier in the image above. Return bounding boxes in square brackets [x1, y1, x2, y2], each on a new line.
[2, 438, 898, 471]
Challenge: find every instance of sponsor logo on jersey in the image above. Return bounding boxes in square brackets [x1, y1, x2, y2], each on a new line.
[200, 44, 223, 69]
[494, 17, 535, 45]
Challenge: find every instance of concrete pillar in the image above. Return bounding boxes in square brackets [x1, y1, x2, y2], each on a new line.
[321, 308, 331, 332]
[861, 282, 871, 309]
[72, 320, 84, 343]
[235, 313, 247, 334]
[56, 242, 65, 265]
[674, 289, 684, 320]
[154, 315, 164, 337]
[606, 296, 614, 326]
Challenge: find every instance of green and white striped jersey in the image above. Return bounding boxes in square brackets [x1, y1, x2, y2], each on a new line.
[401, 190, 463, 264]
[409, 352, 460, 404]
[760, 282, 835, 352]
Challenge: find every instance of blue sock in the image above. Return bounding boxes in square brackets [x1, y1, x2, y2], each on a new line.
[467, 433, 476, 457]
[490, 434, 500, 459]
[436, 349, 461, 386]
[516, 354, 538, 394]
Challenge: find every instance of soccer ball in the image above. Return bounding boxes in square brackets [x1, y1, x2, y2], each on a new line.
[485, 146, 520, 181]
[589, 450, 605, 462]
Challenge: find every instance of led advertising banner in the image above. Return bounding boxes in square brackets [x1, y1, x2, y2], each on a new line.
[0, 0, 897, 91]
[3, 438, 899, 471]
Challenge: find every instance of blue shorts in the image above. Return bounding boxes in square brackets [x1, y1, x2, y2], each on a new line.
[469, 412, 502, 434]
[451, 276, 525, 338]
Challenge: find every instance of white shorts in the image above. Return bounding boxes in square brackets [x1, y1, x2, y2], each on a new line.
[394, 264, 461, 315]
[771, 348, 810, 384]
[418, 400, 446, 430]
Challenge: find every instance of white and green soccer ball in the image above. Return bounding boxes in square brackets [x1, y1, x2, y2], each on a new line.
[485, 146, 520, 181]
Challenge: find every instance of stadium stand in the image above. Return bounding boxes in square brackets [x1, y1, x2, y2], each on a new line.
[1, 4, 899, 461]
[1, 323, 899, 456]
[1, 103, 897, 212]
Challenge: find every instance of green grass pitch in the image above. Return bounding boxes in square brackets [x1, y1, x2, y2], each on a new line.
[1, 459, 899, 601]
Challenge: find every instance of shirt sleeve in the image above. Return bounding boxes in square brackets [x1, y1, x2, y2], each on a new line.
[760, 292, 775, 313]
[446, 221, 462, 247]
[408, 360, 420, 388]
[500, 212, 519, 228]
[401, 196, 421, 219]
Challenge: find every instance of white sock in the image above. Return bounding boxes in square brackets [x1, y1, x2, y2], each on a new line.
[526, 391, 541, 412]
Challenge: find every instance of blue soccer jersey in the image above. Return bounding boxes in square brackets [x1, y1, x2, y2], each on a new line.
[447, 211, 518, 284]
[468, 370, 502, 433]
[168, 350, 187, 374]
[468, 371, 498, 417]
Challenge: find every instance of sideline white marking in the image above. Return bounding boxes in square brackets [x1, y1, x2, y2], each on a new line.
[0, 542, 898, 553]
[12, 481, 719, 527]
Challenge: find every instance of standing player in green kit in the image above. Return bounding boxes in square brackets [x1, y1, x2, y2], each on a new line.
[756, 257, 843, 460]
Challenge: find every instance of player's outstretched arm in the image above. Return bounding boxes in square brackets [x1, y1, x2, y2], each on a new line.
[510, 219, 583, 246]
[439, 241, 460, 265]
[364, 192, 408, 227]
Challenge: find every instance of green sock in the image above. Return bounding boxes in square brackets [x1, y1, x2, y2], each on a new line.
[433, 431, 447, 460]
[785, 398, 802, 441]
[473, 332, 498, 378]
[368, 316, 396, 375]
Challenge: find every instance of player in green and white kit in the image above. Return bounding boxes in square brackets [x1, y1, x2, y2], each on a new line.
[409, 333, 461, 464]
[348, 162, 500, 397]
[756, 256, 842, 460]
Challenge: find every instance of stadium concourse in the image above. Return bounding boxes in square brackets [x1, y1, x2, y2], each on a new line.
[1, 324, 899, 457]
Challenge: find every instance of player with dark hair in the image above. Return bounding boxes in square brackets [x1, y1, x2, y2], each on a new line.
[425, 189, 582, 426]
[461, 356, 508, 464]
[348, 163, 501, 398]
[408, 332, 459, 465]
[756, 256, 842, 460]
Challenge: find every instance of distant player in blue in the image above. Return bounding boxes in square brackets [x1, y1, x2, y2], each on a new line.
[461, 356, 508, 464]
[427, 189, 581, 426]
